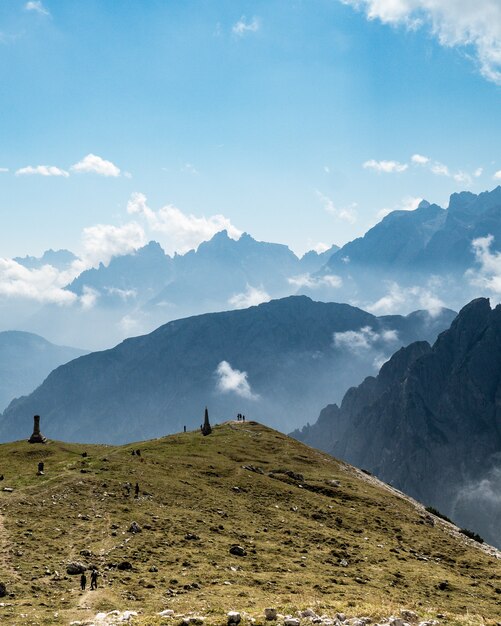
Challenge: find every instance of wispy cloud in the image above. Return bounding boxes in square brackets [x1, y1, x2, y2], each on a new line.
[232, 16, 260, 37]
[363, 159, 408, 173]
[494, 170, 501, 180]
[411, 154, 430, 165]
[288, 274, 342, 289]
[316, 191, 357, 223]
[366, 281, 446, 317]
[127, 191, 241, 255]
[16, 165, 69, 177]
[341, 0, 501, 85]
[215, 360, 258, 399]
[25, 1, 50, 16]
[71, 154, 121, 177]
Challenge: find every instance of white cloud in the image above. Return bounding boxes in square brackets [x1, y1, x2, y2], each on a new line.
[126, 191, 242, 255]
[105, 286, 137, 300]
[366, 281, 446, 317]
[228, 285, 270, 309]
[80, 286, 99, 310]
[341, 0, 501, 85]
[71, 154, 121, 177]
[25, 1, 49, 16]
[333, 326, 399, 351]
[316, 191, 358, 224]
[466, 235, 501, 296]
[288, 274, 343, 289]
[430, 162, 450, 177]
[80, 222, 146, 266]
[232, 16, 260, 36]
[474, 167, 483, 177]
[313, 242, 330, 253]
[453, 170, 472, 185]
[494, 170, 501, 180]
[363, 159, 408, 173]
[215, 360, 258, 399]
[411, 153, 430, 165]
[0, 168, 9, 173]
[16, 165, 69, 177]
[376, 196, 422, 220]
[0, 258, 77, 305]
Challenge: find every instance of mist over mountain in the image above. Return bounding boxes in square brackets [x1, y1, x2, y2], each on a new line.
[293, 298, 501, 548]
[6, 233, 338, 350]
[0, 296, 454, 445]
[14, 249, 78, 271]
[0, 331, 86, 411]
[300, 186, 501, 313]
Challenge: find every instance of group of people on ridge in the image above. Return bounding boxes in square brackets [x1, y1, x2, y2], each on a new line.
[80, 569, 98, 591]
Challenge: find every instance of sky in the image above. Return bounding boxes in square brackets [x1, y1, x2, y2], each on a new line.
[0, 0, 500, 261]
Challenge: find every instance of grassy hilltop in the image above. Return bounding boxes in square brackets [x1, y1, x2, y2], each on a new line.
[0, 421, 499, 625]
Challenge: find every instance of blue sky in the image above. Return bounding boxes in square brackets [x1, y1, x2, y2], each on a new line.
[1, 0, 500, 260]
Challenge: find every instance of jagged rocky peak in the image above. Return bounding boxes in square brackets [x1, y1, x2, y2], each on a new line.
[448, 185, 501, 216]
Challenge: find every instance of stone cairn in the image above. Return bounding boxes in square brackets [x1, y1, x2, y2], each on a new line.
[28, 415, 47, 444]
[201, 406, 212, 436]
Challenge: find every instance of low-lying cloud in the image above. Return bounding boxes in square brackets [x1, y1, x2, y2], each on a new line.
[228, 285, 270, 309]
[366, 281, 446, 317]
[466, 235, 501, 297]
[288, 274, 343, 289]
[215, 360, 258, 399]
[333, 326, 399, 351]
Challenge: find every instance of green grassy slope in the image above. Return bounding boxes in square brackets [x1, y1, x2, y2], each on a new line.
[0, 422, 499, 625]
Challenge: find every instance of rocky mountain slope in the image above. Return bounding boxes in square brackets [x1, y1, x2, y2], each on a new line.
[0, 296, 455, 444]
[0, 331, 86, 411]
[293, 298, 501, 548]
[0, 421, 498, 625]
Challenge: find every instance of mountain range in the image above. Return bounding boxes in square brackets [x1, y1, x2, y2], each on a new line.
[293, 297, 501, 548]
[0, 331, 85, 412]
[2, 186, 501, 350]
[0, 296, 455, 444]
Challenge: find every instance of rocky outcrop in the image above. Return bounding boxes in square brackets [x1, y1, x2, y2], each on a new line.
[294, 298, 501, 547]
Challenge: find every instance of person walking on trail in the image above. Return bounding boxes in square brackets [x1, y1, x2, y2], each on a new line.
[90, 569, 98, 590]
[135, 482, 140, 498]
[80, 572, 87, 591]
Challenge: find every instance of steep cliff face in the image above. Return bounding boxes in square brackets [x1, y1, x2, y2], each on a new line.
[294, 298, 501, 547]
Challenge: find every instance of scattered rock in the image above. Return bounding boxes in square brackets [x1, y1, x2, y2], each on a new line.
[66, 562, 87, 575]
[301, 608, 318, 618]
[242, 465, 264, 475]
[437, 581, 449, 591]
[117, 561, 133, 571]
[0, 583, 6, 598]
[128, 521, 142, 534]
[2, 487, 13, 493]
[229, 545, 247, 557]
[401, 610, 418, 622]
[228, 611, 241, 625]
[284, 618, 300, 626]
[79, 549, 92, 557]
[158, 609, 175, 617]
[185, 533, 200, 540]
[149, 565, 158, 572]
[264, 608, 277, 621]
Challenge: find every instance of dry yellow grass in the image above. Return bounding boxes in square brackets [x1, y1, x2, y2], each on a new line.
[0, 421, 499, 625]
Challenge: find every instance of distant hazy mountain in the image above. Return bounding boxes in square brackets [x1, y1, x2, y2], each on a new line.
[14, 249, 78, 271]
[22, 233, 339, 349]
[293, 298, 501, 548]
[0, 296, 455, 445]
[0, 331, 86, 411]
[300, 186, 501, 311]
[68, 240, 174, 306]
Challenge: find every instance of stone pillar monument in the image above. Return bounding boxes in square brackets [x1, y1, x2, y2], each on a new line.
[28, 415, 47, 444]
[201, 406, 212, 436]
